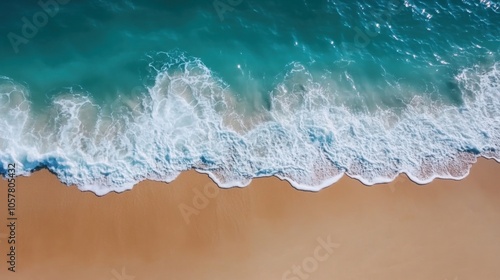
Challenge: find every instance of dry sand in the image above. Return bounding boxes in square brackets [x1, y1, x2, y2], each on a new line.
[1, 158, 500, 280]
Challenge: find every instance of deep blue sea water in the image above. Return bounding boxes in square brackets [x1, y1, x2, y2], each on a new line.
[0, 0, 499, 194]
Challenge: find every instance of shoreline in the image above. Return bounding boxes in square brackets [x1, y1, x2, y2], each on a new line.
[0, 158, 499, 279]
[18, 155, 500, 196]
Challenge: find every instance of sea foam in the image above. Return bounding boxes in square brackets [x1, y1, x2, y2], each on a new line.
[0, 58, 499, 195]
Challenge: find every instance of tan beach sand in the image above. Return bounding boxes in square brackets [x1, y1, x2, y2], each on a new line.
[1, 158, 500, 280]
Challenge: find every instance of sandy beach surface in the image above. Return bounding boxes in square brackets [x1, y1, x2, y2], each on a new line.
[1, 158, 500, 280]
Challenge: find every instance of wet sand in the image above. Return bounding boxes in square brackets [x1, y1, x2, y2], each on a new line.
[1, 158, 500, 280]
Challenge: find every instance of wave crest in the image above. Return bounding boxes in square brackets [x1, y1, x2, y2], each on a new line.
[1, 58, 499, 195]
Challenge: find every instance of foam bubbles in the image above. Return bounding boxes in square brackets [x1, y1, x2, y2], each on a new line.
[0, 58, 499, 195]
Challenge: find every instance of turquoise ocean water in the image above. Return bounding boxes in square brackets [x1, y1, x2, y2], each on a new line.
[0, 0, 499, 194]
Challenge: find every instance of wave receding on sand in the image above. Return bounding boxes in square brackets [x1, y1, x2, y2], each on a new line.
[0, 57, 499, 195]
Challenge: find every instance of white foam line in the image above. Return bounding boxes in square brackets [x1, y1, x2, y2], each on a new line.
[0, 57, 498, 195]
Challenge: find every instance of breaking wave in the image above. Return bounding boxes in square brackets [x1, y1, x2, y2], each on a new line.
[0, 56, 499, 195]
